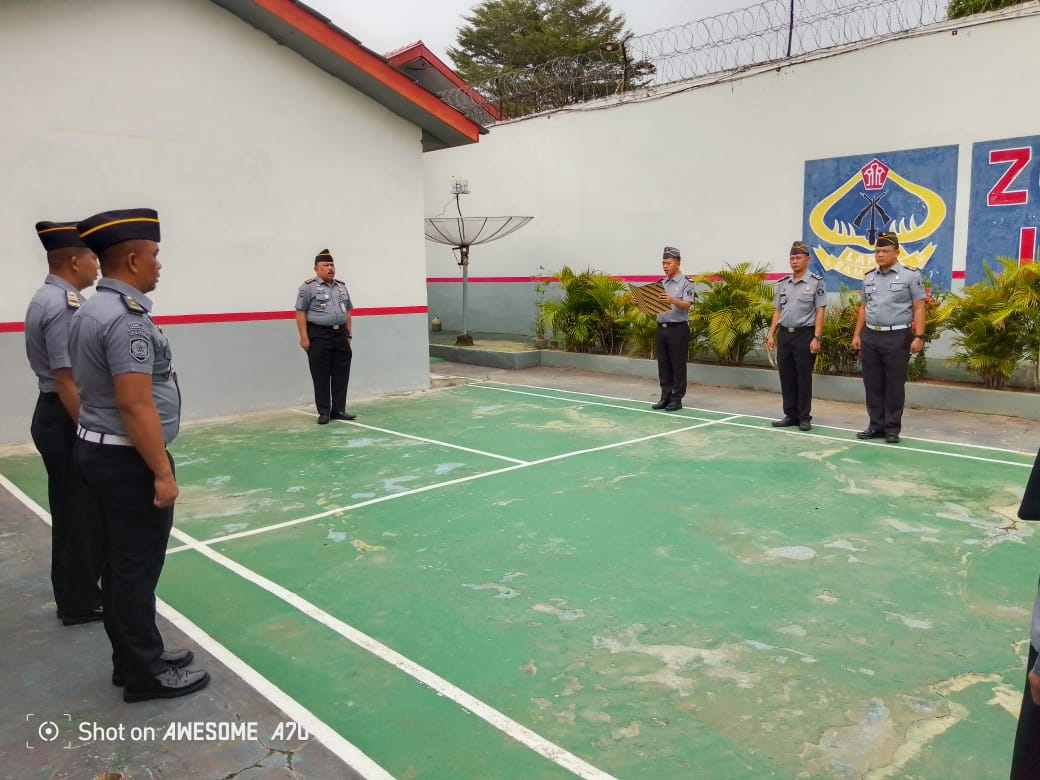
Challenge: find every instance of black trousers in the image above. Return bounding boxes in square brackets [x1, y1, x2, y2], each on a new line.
[77, 442, 174, 686]
[29, 392, 103, 617]
[777, 327, 815, 422]
[307, 324, 352, 415]
[859, 329, 913, 434]
[1012, 643, 1040, 778]
[655, 322, 690, 400]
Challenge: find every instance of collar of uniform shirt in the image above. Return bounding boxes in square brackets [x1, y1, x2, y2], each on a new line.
[96, 277, 155, 312]
[44, 273, 78, 292]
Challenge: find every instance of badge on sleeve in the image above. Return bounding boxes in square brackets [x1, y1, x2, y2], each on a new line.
[65, 290, 80, 309]
[129, 323, 150, 363]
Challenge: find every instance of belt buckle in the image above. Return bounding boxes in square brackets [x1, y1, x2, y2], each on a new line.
[332, 324, 340, 330]
[785, 327, 795, 333]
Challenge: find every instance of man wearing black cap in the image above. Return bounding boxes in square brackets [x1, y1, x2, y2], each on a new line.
[295, 249, 355, 424]
[24, 221, 104, 625]
[765, 242, 827, 431]
[651, 246, 696, 412]
[70, 208, 208, 702]
[850, 232, 926, 444]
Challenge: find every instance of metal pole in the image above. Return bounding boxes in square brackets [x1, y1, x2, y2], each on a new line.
[786, 0, 795, 57]
[457, 245, 473, 346]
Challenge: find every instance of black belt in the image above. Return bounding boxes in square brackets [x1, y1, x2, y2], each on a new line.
[779, 326, 813, 333]
[39, 391, 60, 399]
[657, 322, 689, 328]
[307, 322, 346, 331]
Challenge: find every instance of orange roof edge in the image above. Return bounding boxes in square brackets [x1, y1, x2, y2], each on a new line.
[386, 41, 505, 122]
[251, 0, 481, 143]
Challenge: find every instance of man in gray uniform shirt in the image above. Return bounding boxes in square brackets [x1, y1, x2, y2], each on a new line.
[25, 220, 103, 624]
[70, 208, 208, 702]
[850, 232, 926, 444]
[765, 241, 827, 431]
[295, 248, 355, 424]
[651, 246, 696, 412]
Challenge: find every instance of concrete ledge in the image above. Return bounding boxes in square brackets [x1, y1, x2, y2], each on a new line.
[430, 343, 542, 369]
[438, 346, 1040, 421]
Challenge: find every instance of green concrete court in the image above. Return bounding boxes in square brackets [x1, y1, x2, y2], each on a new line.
[1, 379, 1037, 779]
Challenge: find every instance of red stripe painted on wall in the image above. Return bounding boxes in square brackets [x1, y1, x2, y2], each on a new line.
[0, 306, 427, 334]
[430, 272, 970, 283]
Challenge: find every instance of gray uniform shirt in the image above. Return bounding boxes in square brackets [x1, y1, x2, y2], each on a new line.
[774, 273, 827, 328]
[657, 274, 696, 324]
[296, 279, 353, 327]
[69, 278, 180, 444]
[24, 274, 83, 393]
[861, 263, 926, 327]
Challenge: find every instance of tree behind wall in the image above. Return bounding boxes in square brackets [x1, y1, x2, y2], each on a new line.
[448, 0, 642, 116]
[947, 0, 1028, 18]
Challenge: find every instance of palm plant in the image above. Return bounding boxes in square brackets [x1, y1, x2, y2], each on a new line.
[814, 284, 861, 376]
[538, 266, 632, 354]
[933, 258, 1040, 389]
[690, 263, 774, 366]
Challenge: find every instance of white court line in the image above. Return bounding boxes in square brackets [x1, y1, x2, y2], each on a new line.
[169, 527, 617, 780]
[168, 461, 529, 551]
[468, 384, 719, 423]
[170, 417, 728, 551]
[476, 381, 1038, 459]
[288, 408, 528, 464]
[0, 472, 394, 780]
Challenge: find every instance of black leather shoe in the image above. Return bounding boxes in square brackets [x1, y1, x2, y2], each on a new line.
[123, 666, 210, 702]
[62, 607, 103, 626]
[664, 400, 682, 411]
[651, 397, 670, 410]
[884, 432, 900, 443]
[771, 417, 796, 427]
[856, 429, 884, 440]
[317, 414, 330, 425]
[331, 412, 356, 421]
[798, 421, 812, 431]
[113, 650, 194, 687]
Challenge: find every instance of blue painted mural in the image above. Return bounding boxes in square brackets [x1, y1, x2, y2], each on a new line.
[965, 134, 1040, 285]
[802, 146, 958, 291]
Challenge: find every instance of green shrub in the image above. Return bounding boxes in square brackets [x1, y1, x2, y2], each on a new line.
[538, 266, 633, 355]
[814, 284, 861, 376]
[689, 263, 774, 366]
[933, 259, 1040, 389]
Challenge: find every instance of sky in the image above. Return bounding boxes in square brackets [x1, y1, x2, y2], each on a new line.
[307, 0, 752, 62]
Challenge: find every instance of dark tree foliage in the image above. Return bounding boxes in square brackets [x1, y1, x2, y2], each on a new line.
[947, 0, 1028, 18]
[448, 0, 650, 116]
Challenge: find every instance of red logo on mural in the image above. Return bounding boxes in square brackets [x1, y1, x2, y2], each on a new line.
[860, 159, 890, 191]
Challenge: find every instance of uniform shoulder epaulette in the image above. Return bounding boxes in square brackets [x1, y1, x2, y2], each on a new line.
[65, 290, 81, 309]
[121, 294, 146, 313]
[810, 273, 823, 280]
[777, 274, 791, 283]
[303, 277, 316, 284]
[334, 279, 346, 286]
[864, 267, 878, 277]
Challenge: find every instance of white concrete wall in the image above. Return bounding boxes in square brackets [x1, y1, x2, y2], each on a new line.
[1, 0, 431, 443]
[424, 7, 1040, 333]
